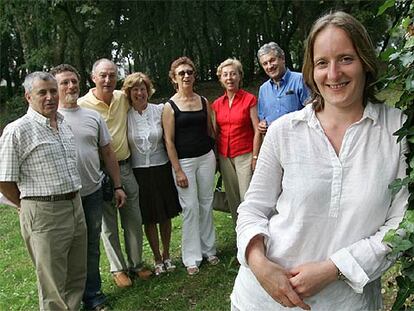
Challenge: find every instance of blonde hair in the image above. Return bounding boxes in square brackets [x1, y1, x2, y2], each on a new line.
[121, 72, 155, 102]
[216, 58, 244, 88]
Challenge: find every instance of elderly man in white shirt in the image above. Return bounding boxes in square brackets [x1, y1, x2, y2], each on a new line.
[0, 72, 87, 311]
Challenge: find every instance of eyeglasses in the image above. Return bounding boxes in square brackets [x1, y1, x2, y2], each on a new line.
[177, 70, 194, 77]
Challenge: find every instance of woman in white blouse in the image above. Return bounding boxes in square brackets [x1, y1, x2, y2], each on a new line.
[231, 11, 408, 311]
[123, 73, 181, 276]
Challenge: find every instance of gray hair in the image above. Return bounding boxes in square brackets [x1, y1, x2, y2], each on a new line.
[23, 71, 56, 93]
[257, 42, 285, 59]
[92, 58, 117, 75]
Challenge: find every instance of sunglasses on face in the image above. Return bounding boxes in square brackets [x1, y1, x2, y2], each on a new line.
[177, 70, 194, 77]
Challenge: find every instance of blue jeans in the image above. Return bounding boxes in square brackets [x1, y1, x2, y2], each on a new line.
[81, 188, 107, 309]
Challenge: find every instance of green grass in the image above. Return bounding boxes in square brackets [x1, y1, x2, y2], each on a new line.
[0, 205, 238, 310]
[0, 204, 400, 310]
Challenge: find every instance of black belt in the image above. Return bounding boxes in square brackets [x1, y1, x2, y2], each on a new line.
[23, 191, 78, 202]
[118, 158, 130, 166]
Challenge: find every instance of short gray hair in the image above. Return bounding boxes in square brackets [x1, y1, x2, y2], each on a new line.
[257, 42, 285, 59]
[92, 58, 117, 75]
[23, 71, 56, 93]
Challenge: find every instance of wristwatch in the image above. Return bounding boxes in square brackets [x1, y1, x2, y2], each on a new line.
[337, 269, 347, 281]
[114, 185, 124, 191]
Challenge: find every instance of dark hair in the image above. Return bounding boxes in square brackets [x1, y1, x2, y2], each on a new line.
[50, 64, 80, 80]
[302, 11, 381, 111]
[168, 57, 196, 90]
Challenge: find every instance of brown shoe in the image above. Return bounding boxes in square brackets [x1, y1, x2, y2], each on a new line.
[136, 268, 153, 280]
[112, 272, 132, 288]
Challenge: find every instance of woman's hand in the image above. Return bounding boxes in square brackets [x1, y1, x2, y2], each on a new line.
[175, 169, 189, 188]
[247, 236, 311, 310]
[257, 120, 268, 135]
[289, 260, 338, 298]
[251, 158, 257, 171]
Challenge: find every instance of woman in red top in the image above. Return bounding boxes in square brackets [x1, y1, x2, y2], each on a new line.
[211, 58, 261, 226]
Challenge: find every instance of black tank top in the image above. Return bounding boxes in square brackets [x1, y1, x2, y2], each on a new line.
[168, 96, 213, 159]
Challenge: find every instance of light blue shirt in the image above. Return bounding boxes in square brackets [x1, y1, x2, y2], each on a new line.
[258, 69, 309, 125]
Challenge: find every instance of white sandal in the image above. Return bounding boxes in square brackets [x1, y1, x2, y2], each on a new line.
[163, 259, 176, 272]
[186, 265, 199, 276]
[154, 263, 166, 276]
[207, 255, 220, 266]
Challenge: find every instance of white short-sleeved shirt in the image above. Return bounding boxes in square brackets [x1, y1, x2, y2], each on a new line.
[232, 103, 408, 310]
[59, 106, 112, 196]
[127, 103, 168, 168]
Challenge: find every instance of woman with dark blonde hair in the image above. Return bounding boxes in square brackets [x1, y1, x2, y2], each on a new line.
[123, 72, 181, 276]
[162, 57, 219, 275]
[231, 11, 408, 310]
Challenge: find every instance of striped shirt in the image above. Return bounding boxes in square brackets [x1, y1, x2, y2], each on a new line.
[0, 107, 81, 197]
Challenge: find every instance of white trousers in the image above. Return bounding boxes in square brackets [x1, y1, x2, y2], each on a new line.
[174, 150, 217, 267]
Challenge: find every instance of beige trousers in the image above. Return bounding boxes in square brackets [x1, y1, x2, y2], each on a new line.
[219, 152, 253, 226]
[20, 193, 87, 311]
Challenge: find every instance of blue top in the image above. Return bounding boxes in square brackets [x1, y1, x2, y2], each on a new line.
[258, 69, 309, 125]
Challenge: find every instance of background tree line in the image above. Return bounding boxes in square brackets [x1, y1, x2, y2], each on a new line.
[0, 0, 408, 128]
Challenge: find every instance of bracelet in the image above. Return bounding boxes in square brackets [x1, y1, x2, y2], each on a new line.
[114, 186, 124, 191]
[252, 155, 258, 160]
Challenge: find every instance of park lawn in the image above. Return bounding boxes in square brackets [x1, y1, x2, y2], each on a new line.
[0, 204, 238, 310]
[0, 204, 399, 310]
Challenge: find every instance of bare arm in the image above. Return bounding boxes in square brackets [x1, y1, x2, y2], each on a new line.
[100, 143, 127, 208]
[250, 106, 261, 170]
[0, 181, 21, 208]
[205, 97, 215, 139]
[162, 102, 188, 188]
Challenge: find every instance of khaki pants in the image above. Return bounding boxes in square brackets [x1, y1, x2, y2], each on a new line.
[219, 152, 253, 226]
[20, 193, 87, 311]
[101, 161, 144, 272]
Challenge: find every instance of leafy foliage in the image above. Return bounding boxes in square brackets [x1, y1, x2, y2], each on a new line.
[379, 0, 414, 309]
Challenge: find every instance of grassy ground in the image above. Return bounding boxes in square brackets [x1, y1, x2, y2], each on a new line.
[0, 203, 401, 310]
[0, 204, 239, 310]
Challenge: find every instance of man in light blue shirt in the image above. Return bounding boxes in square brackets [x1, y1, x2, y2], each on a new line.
[257, 42, 309, 134]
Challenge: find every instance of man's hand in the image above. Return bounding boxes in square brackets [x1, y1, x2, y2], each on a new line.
[175, 169, 189, 188]
[258, 120, 268, 135]
[289, 260, 338, 299]
[114, 188, 127, 208]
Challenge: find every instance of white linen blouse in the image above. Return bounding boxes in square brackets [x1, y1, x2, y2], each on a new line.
[127, 103, 168, 168]
[232, 103, 409, 310]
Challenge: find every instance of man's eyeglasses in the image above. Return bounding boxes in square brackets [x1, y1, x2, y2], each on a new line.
[177, 70, 194, 77]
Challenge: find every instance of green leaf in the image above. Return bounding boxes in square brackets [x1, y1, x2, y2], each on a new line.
[389, 51, 401, 62]
[392, 276, 413, 310]
[401, 52, 414, 67]
[406, 76, 414, 91]
[377, 0, 395, 16]
[405, 37, 414, 49]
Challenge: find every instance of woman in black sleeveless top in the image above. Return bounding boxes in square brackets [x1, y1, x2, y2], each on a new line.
[162, 57, 219, 275]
